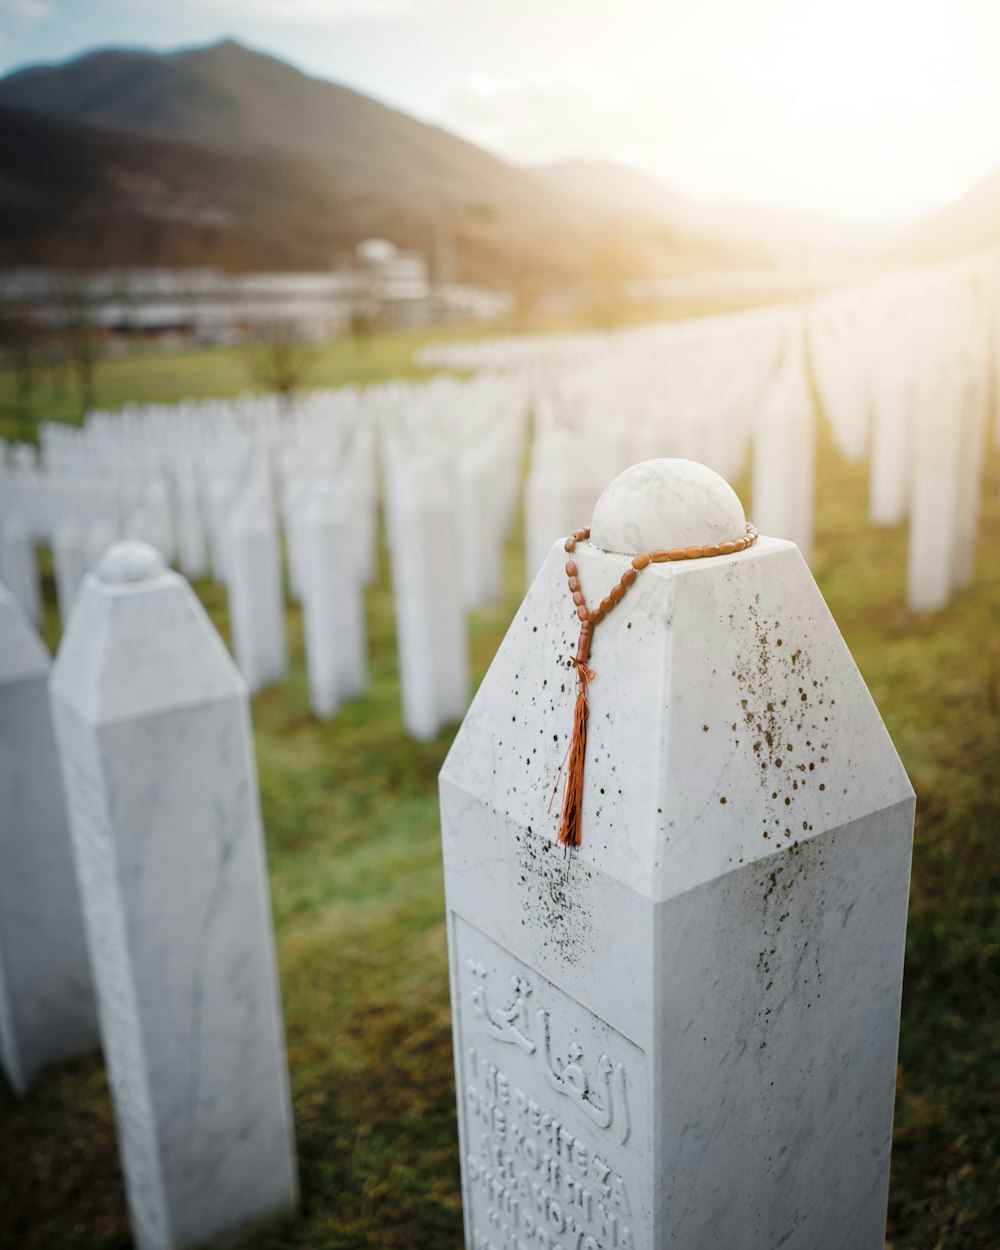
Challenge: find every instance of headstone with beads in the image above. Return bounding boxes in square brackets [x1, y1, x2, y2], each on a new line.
[440, 458, 914, 1250]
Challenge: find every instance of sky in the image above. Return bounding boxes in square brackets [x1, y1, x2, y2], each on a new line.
[2, 0, 1000, 223]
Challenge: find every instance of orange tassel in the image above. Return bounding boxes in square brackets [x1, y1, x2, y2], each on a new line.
[558, 623, 594, 848]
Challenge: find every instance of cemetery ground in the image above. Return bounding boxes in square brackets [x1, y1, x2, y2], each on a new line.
[0, 348, 998, 1250]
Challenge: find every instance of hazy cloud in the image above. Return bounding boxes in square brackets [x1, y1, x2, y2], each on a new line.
[444, 68, 636, 164]
[0, 0, 54, 19]
[176, 0, 435, 21]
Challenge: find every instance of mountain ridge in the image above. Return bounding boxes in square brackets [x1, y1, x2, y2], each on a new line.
[0, 38, 993, 278]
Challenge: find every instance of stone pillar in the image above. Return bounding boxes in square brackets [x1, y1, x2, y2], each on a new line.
[440, 459, 914, 1250]
[869, 369, 912, 527]
[278, 473, 308, 602]
[300, 484, 368, 720]
[0, 580, 98, 1093]
[52, 517, 89, 625]
[386, 456, 469, 741]
[524, 432, 601, 586]
[752, 319, 816, 562]
[174, 476, 208, 580]
[226, 490, 288, 694]
[50, 543, 297, 1250]
[0, 512, 42, 627]
[206, 476, 238, 585]
[906, 367, 985, 612]
[950, 362, 989, 591]
[86, 516, 120, 571]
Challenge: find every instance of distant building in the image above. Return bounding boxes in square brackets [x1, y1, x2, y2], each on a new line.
[0, 240, 512, 348]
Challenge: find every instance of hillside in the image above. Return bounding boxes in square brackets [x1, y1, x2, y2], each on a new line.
[0, 40, 742, 283]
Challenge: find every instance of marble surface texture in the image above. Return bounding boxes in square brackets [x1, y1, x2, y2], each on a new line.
[590, 457, 746, 554]
[49, 545, 297, 1250]
[440, 463, 915, 1250]
[0, 580, 98, 1093]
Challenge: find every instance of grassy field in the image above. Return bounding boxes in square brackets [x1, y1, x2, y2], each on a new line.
[0, 334, 998, 1250]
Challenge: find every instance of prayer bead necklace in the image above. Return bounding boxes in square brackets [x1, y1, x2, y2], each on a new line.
[555, 522, 759, 848]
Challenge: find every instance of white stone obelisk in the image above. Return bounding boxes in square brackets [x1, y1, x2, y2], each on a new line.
[752, 319, 816, 561]
[174, 477, 208, 580]
[868, 369, 912, 527]
[226, 490, 288, 694]
[86, 516, 120, 571]
[386, 456, 469, 741]
[50, 542, 297, 1250]
[906, 367, 986, 612]
[0, 512, 42, 627]
[0, 580, 98, 1093]
[206, 475, 238, 585]
[441, 459, 914, 1250]
[300, 484, 368, 719]
[52, 517, 89, 626]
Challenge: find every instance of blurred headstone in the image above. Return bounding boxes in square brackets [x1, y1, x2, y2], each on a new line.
[0, 512, 42, 628]
[50, 542, 298, 1250]
[52, 517, 89, 626]
[301, 483, 367, 719]
[227, 490, 288, 694]
[907, 367, 987, 611]
[386, 457, 469, 740]
[0, 579, 98, 1093]
[868, 370, 911, 527]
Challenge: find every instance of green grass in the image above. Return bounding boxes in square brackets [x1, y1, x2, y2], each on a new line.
[0, 326, 462, 439]
[0, 342, 998, 1250]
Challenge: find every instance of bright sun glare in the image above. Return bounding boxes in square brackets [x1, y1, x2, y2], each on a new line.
[740, 0, 981, 220]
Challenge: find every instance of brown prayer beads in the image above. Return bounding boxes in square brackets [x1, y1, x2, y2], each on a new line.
[561, 522, 758, 628]
[555, 520, 759, 848]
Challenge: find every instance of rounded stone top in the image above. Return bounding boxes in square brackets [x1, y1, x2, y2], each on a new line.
[95, 541, 167, 584]
[589, 458, 747, 556]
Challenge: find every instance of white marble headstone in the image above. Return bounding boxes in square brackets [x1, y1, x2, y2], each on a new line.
[300, 483, 368, 719]
[386, 456, 469, 741]
[0, 512, 42, 628]
[52, 517, 89, 626]
[50, 543, 297, 1250]
[441, 458, 914, 1250]
[0, 580, 98, 1093]
[226, 490, 288, 694]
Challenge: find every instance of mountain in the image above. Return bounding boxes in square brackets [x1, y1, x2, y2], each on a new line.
[0, 40, 744, 283]
[531, 159, 691, 225]
[532, 158, 900, 262]
[0, 41, 534, 216]
[0, 101, 442, 272]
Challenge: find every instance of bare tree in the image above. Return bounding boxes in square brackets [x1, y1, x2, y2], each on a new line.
[247, 321, 318, 409]
[55, 271, 102, 415]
